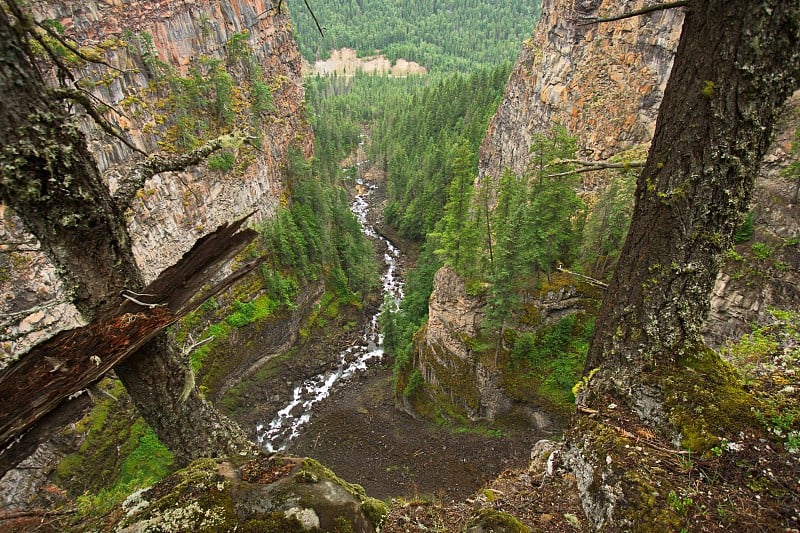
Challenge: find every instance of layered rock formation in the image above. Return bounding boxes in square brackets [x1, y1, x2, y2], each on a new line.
[1, 0, 312, 364]
[33, 0, 313, 280]
[478, 0, 684, 181]
[410, 267, 599, 426]
[704, 92, 800, 345]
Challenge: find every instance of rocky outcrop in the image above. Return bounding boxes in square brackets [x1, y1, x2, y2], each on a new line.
[31, 0, 312, 281]
[115, 455, 387, 532]
[408, 0, 685, 425]
[420, 0, 799, 424]
[478, 0, 683, 182]
[410, 267, 596, 427]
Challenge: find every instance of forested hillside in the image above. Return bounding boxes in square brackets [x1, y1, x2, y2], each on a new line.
[286, 0, 541, 72]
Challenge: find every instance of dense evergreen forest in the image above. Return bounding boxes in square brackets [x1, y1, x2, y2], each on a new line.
[286, 0, 541, 72]
[287, 1, 640, 410]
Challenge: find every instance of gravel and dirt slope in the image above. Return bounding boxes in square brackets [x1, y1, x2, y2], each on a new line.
[286, 366, 556, 502]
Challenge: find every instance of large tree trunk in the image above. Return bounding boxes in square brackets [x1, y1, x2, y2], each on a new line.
[582, 0, 800, 424]
[567, 0, 799, 528]
[117, 338, 258, 463]
[0, 4, 257, 467]
[0, 4, 140, 319]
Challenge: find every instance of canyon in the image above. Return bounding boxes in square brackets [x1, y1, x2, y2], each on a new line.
[0, 0, 798, 530]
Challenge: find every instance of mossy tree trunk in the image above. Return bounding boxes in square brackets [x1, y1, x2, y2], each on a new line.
[581, 0, 800, 425]
[0, 3, 257, 466]
[568, 0, 799, 528]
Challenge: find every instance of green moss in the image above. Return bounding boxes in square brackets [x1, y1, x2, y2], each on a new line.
[56, 380, 167, 497]
[571, 418, 684, 532]
[332, 515, 355, 533]
[465, 507, 529, 532]
[297, 458, 388, 528]
[701, 80, 716, 98]
[115, 458, 242, 531]
[240, 513, 306, 532]
[662, 345, 758, 454]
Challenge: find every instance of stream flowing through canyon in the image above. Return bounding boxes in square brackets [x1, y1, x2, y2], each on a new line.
[256, 177, 403, 453]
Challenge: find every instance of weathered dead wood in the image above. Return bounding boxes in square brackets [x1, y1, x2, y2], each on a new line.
[0, 217, 260, 452]
[577, 1, 689, 25]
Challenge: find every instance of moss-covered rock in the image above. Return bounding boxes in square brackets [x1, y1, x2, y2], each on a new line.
[663, 345, 759, 454]
[115, 454, 387, 532]
[464, 507, 530, 532]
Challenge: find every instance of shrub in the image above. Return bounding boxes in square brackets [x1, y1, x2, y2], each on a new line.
[403, 369, 424, 398]
[751, 242, 773, 260]
[733, 210, 755, 244]
[208, 151, 235, 172]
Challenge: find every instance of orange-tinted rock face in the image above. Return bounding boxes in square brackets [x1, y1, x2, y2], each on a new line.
[30, 0, 312, 280]
[479, 0, 683, 181]
[1, 1, 312, 364]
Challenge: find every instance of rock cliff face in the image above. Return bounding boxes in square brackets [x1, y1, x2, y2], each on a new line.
[478, 0, 683, 181]
[409, 267, 598, 427]
[34, 0, 312, 280]
[1, 0, 311, 364]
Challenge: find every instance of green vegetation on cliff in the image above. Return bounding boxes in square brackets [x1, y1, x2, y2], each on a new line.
[122, 30, 274, 157]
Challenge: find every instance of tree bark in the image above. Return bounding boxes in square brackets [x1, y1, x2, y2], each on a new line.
[0, 3, 258, 467]
[583, 0, 800, 411]
[567, 0, 799, 528]
[0, 5, 140, 319]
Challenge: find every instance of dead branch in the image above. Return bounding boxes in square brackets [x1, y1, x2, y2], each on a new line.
[183, 334, 215, 356]
[121, 291, 164, 309]
[578, 0, 689, 25]
[10, 8, 75, 85]
[556, 265, 609, 288]
[270, 0, 325, 35]
[302, 0, 326, 35]
[34, 19, 125, 74]
[111, 133, 256, 210]
[0, 299, 63, 321]
[0, 216, 261, 450]
[50, 88, 144, 155]
[543, 159, 644, 179]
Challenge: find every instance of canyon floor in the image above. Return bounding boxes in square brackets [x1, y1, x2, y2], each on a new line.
[286, 364, 553, 502]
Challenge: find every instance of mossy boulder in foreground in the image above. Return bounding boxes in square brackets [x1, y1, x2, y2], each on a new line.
[115, 455, 387, 532]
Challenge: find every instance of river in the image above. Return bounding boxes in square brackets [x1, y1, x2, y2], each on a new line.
[255, 177, 404, 453]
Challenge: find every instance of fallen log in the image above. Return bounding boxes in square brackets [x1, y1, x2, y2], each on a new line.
[0, 216, 260, 453]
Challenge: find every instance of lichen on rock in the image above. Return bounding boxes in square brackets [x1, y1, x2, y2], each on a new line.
[116, 454, 386, 532]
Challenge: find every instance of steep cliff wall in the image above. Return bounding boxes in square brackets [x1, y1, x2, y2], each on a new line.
[33, 0, 312, 280]
[1, 0, 312, 365]
[705, 93, 800, 345]
[478, 0, 683, 181]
